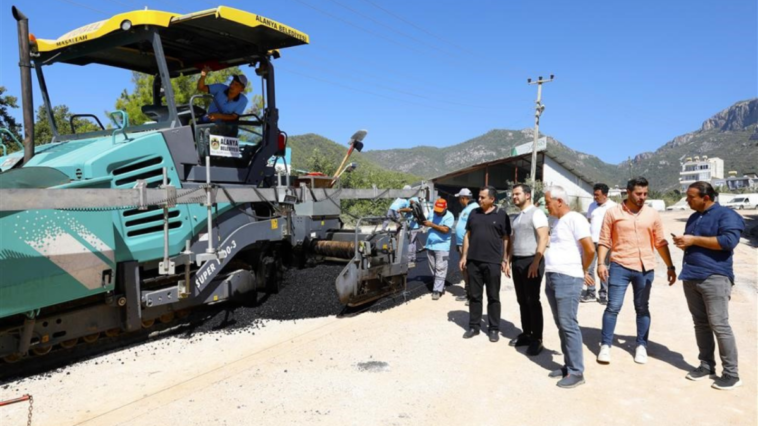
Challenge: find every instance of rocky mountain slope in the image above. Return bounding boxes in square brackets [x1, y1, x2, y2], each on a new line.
[360, 99, 758, 191]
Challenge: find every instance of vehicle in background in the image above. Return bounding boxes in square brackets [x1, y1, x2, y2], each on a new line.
[645, 199, 666, 211]
[666, 197, 688, 211]
[724, 194, 758, 210]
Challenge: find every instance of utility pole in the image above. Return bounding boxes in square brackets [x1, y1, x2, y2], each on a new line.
[526, 75, 554, 198]
[628, 156, 633, 179]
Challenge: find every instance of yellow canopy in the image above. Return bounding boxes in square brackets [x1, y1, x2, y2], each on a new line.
[34, 6, 309, 76]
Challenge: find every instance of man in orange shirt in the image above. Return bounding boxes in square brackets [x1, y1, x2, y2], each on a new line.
[596, 177, 676, 365]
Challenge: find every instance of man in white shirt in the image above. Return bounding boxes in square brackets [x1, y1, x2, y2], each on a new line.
[582, 183, 617, 304]
[543, 186, 595, 389]
[506, 184, 549, 356]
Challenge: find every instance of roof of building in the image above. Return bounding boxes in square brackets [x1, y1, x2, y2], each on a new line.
[431, 150, 595, 187]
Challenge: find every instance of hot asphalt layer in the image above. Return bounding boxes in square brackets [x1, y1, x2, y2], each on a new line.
[2, 246, 464, 381]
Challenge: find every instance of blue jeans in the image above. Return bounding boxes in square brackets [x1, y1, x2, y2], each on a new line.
[545, 272, 584, 376]
[601, 262, 654, 347]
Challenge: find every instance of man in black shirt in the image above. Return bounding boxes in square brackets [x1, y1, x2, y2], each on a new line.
[459, 186, 512, 342]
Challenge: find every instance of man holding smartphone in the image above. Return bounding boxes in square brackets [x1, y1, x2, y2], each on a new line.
[674, 181, 744, 390]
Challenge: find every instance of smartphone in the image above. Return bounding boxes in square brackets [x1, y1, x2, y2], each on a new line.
[670, 233, 677, 239]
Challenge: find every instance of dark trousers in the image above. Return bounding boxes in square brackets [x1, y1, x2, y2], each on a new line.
[468, 260, 502, 332]
[512, 255, 545, 341]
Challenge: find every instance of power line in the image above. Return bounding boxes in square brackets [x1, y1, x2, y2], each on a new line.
[358, 0, 476, 57]
[287, 0, 444, 60]
[295, 46, 510, 100]
[324, 0, 459, 57]
[296, 47, 456, 93]
[101, 0, 132, 8]
[54, 0, 109, 15]
[286, 57, 500, 110]
[278, 66, 478, 115]
[278, 66, 533, 129]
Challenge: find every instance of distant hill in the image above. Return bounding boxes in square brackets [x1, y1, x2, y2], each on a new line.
[287, 133, 421, 185]
[623, 99, 758, 190]
[361, 99, 758, 191]
[361, 129, 620, 186]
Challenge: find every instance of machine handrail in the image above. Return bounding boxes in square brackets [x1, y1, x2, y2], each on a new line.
[0, 128, 22, 156]
[109, 111, 131, 145]
[108, 110, 129, 129]
[69, 114, 105, 134]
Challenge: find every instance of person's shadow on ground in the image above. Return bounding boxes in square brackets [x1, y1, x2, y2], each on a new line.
[579, 326, 694, 372]
[447, 310, 562, 373]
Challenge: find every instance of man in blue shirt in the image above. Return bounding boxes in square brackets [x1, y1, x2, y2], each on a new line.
[454, 188, 478, 304]
[197, 66, 249, 137]
[382, 186, 411, 231]
[405, 196, 423, 267]
[424, 199, 455, 300]
[674, 181, 745, 391]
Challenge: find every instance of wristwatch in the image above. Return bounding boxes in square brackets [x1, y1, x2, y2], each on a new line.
[667, 266, 676, 271]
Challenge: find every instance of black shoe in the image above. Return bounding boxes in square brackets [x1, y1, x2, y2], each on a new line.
[455, 295, 467, 302]
[463, 328, 480, 339]
[509, 335, 530, 347]
[712, 374, 742, 390]
[686, 366, 716, 381]
[548, 367, 567, 379]
[580, 292, 596, 303]
[598, 295, 608, 305]
[489, 330, 500, 343]
[527, 340, 544, 356]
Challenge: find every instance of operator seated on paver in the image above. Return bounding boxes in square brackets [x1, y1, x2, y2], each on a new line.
[196, 66, 249, 137]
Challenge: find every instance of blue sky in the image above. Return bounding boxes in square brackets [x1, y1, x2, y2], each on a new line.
[1, 0, 755, 164]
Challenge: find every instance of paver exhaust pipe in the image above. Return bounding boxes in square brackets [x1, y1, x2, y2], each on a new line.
[12, 6, 34, 163]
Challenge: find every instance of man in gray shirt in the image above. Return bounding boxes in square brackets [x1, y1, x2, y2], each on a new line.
[506, 184, 549, 356]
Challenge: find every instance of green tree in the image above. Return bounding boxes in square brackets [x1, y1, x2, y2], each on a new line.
[115, 68, 264, 126]
[0, 86, 22, 153]
[34, 104, 102, 145]
[306, 147, 337, 175]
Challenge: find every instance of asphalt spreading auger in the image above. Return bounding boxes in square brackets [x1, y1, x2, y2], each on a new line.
[0, 5, 434, 365]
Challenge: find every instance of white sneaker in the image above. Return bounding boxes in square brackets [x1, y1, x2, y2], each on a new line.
[597, 344, 611, 364]
[634, 345, 648, 364]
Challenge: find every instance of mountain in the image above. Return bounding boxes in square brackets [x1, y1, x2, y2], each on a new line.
[287, 133, 421, 184]
[362, 129, 620, 186]
[362, 99, 758, 191]
[626, 99, 758, 190]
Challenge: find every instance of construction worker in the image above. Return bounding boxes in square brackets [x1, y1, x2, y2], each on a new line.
[382, 186, 412, 231]
[402, 195, 423, 267]
[423, 199, 454, 300]
[197, 66, 249, 137]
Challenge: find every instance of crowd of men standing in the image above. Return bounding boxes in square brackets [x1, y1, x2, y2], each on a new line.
[389, 177, 745, 391]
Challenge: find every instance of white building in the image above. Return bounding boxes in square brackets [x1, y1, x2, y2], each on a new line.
[431, 146, 595, 215]
[679, 155, 724, 191]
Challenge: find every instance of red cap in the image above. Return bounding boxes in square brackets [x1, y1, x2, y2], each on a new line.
[434, 198, 447, 213]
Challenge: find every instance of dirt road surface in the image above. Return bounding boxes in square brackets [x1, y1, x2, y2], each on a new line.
[1, 210, 756, 426]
